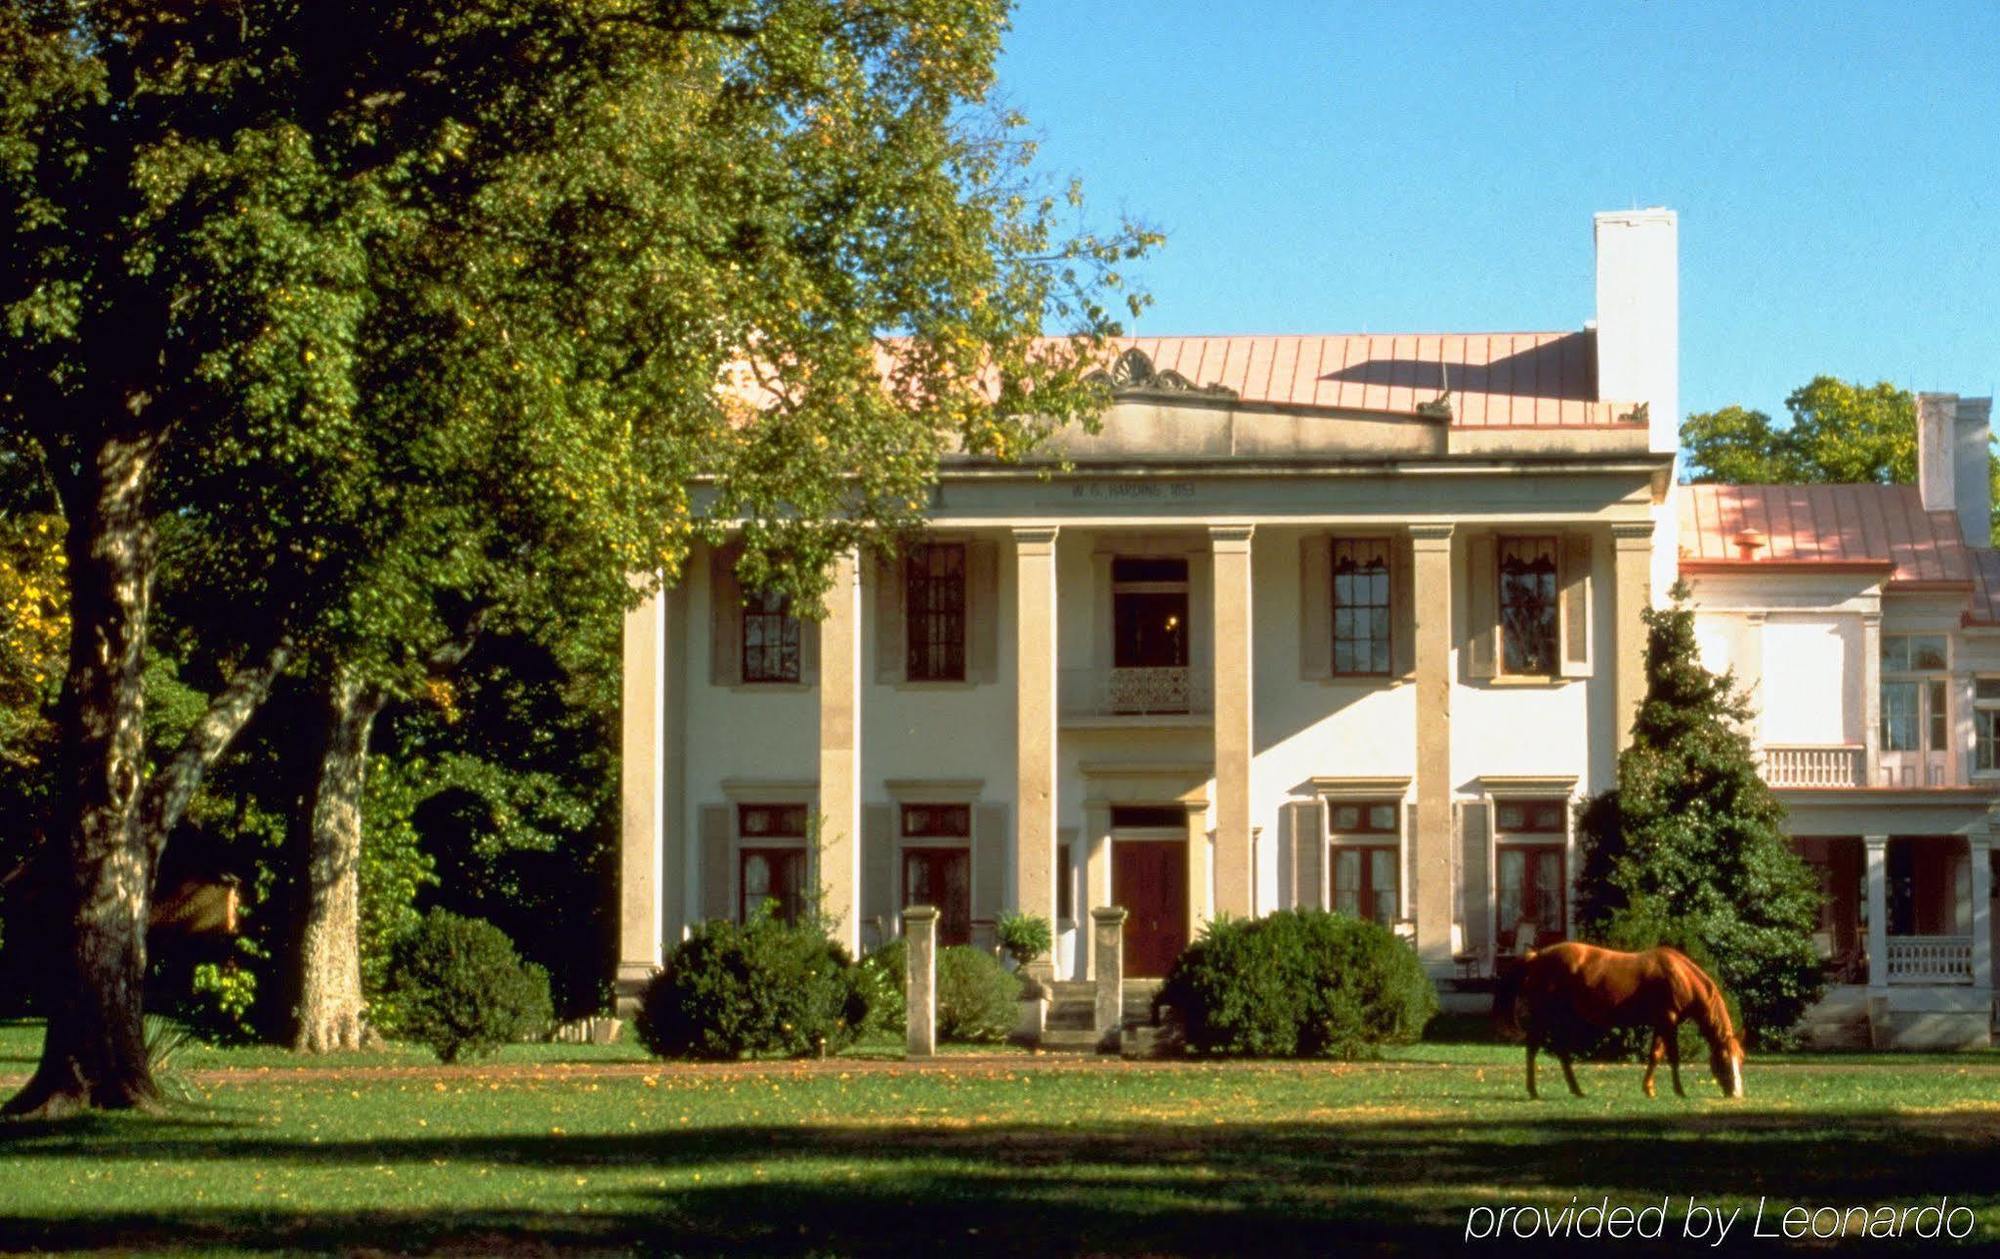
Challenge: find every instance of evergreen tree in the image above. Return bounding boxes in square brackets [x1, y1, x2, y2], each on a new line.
[1575, 583, 1825, 1047]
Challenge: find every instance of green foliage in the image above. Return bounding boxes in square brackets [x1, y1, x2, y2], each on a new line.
[994, 913, 1052, 970]
[852, 942, 906, 1039]
[1681, 377, 2000, 542]
[1157, 911, 1438, 1059]
[379, 909, 553, 1064]
[1575, 586, 1825, 1048]
[357, 755, 440, 1029]
[636, 914, 871, 1060]
[177, 961, 260, 1047]
[934, 946, 1019, 1044]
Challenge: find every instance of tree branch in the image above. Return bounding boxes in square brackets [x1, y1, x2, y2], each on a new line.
[139, 632, 297, 862]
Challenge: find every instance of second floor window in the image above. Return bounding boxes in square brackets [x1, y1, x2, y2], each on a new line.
[905, 543, 967, 681]
[1331, 538, 1391, 675]
[1880, 634, 1948, 759]
[1497, 537, 1559, 676]
[741, 589, 801, 683]
[1976, 679, 2000, 773]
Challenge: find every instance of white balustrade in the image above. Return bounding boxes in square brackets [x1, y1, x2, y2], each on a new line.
[1884, 935, 1974, 985]
[1058, 666, 1210, 718]
[1760, 744, 1866, 788]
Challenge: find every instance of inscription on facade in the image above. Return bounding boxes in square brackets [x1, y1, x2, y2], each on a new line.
[1069, 481, 1198, 501]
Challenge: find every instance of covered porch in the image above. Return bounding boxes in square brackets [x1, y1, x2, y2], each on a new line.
[1784, 792, 1996, 1049]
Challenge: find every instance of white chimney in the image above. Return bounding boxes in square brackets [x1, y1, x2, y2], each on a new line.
[1593, 209, 1680, 456]
[1918, 392, 1994, 547]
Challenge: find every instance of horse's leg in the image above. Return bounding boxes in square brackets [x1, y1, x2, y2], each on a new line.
[1665, 1023, 1686, 1097]
[1643, 1033, 1664, 1098]
[1559, 1049, 1584, 1098]
[1525, 1036, 1540, 1100]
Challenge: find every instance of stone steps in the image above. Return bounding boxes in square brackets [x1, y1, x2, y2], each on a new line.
[1037, 979, 1170, 1054]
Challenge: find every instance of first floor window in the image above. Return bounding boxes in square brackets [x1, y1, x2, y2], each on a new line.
[1332, 845, 1398, 924]
[1496, 845, 1565, 947]
[1977, 679, 2000, 772]
[742, 589, 801, 683]
[1327, 799, 1399, 924]
[741, 848, 807, 925]
[902, 848, 971, 947]
[1497, 536, 1559, 676]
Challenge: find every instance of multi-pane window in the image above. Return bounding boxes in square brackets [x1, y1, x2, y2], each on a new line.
[1331, 538, 1391, 676]
[901, 803, 971, 947]
[1327, 800, 1399, 924]
[1879, 634, 1948, 768]
[905, 544, 967, 681]
[741, 589, 801, 683]
[739, 803, 809, 925]
[1494, 799, 1567, 948]
[1497, 537, 1559, 676]
[1975, 679, 2000, 773]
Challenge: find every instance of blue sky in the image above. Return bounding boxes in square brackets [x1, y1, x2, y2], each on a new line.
[995, 1, 1999, 421]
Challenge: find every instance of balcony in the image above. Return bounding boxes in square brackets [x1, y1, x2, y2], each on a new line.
[1059, 666, 1212, 725]
[1761, 744, 1866, 788]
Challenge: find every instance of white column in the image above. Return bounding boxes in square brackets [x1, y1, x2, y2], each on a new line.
[1970, 831, 1993, 996]
[1209, 525, 1255, 919]
[1410, 524, 1454, 971]
[618, 577, 669, 1002]
[817, 550, 864, 956]
[1014, 527, 1060, 976]
[1865, 834, 1889, 991]
[1861, 612, 1882, 786]
[1610, 522, 1654, 750]
[1083, 800, 1112, 979]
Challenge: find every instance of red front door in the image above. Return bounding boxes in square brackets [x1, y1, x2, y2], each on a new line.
[1113, 839, 1188, 978]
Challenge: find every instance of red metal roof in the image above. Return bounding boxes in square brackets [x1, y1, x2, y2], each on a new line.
[1676, 483, 2000, 621]
[1110, 331, 1634, 428]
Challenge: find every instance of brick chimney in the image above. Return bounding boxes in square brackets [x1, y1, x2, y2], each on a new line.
[1917, 392, 1994, 547]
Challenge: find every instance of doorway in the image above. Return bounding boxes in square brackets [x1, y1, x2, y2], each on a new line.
[1111, 805, 1190, 978]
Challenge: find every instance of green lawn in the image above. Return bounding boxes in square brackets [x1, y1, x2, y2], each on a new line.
[2, 1020, 1997, 1255]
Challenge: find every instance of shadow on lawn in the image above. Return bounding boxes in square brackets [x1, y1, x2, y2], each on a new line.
[2, 1108, 1997, 1255]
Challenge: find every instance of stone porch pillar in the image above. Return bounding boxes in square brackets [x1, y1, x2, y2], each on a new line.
[1970, 830, 1993, 996]
[1610, 522, 1654, 750]
[818, 550, 864, 956]
[1410, 524, 1454, 971]
[1014, 527, 1060, 977]
[1209, 525, 1254, 919]
[904, 905, 938, 1058]
[1092, 906, 1127, 1037]
[1083, 800, 1112, 978]
[1864, 834, 1889, 992]
[618, 578, 671, 1003]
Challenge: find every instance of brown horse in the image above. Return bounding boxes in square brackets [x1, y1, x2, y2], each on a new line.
[1513, 942, 1744, 1099]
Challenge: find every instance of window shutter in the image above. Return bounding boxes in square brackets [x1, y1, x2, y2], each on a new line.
[1299, 534, 1332, 680]
[1459, 801, 1490, 966]
[709, 545, 743, 687]
[700, 805, 733, 923]
[1391, 533, 1416, 679]
[971, 803, 1008, 944]
[862, 804, 893, 945]
[1559, 532, 1593, 678]
[800, 597, 822, 686]
[1466, 534, 1498, 680]
[968, 539, 1000, 684]
[872, 552, 905, 685]
[1290, 800, 1324, 910]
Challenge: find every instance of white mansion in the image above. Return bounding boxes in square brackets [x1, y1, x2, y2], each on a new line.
[619, 210, 1997, 1049]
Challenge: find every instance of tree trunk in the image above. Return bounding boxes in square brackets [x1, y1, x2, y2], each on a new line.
[4, 432, 164, 1117]
[291, 669, 386, 1054]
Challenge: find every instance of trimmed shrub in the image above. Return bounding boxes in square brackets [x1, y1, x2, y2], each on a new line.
[935, 945, 1017, 1043]
[854, 939, 906, 1038]
[381, 909, 554, 1063]
[636, 915, 872, 1059]
[1157, 910, 1437, 1058]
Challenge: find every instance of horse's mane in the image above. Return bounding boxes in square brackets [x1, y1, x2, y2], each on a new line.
[1659, 948, 1736, 1044]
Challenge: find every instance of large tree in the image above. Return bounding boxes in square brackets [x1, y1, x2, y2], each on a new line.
[1, 1, 1148, 1114]
[1681, 376, 2000, 541]
[1574, 587, 1825, 1047]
